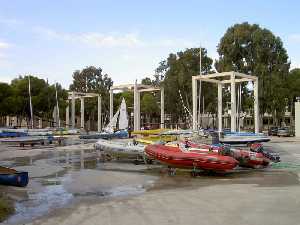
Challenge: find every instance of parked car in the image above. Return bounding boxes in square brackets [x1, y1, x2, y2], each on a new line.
[268, 126, 278, 136]
[277, 127, 294, 137]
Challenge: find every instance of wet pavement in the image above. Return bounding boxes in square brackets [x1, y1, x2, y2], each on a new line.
[0, 138, 300, 225]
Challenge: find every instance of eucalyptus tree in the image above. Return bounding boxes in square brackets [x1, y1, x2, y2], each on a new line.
[215, 22, 290, 124]
[69, 66, 113, 127]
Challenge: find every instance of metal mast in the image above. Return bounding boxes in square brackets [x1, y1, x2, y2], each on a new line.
[28, 76, 34, 129]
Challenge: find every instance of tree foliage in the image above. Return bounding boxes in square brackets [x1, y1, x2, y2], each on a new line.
[215, 22, 290, 122]
[157, 48, 214, 123]
[0, 76, 67, 125]
[69, 66, 113, 125]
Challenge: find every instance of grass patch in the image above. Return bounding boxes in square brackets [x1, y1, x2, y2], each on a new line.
[0, 194, 15, 222]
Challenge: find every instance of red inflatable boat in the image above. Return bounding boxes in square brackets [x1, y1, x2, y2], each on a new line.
[179, 141, 271, 168]
[230, 148, 270, 168]
[145, 144, 238, 172]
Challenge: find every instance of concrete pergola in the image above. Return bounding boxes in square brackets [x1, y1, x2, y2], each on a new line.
[110, 81, 164, 131]
[66, 92, 102, 131]
[192, 71, 259, 133]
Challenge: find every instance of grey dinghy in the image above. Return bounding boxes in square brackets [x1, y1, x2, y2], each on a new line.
[95, 139, 145, 157]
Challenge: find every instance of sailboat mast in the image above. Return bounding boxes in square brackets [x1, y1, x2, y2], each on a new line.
[55, 83, 61, 127]
[198, 45, 202, 129]
[28, 76, 34, 129]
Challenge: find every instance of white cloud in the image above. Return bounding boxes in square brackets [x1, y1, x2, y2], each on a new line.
[0, 41, 10, 49]
[0, 18, 23, 26]
[79, 32, 143, 47]
[34, 26, 144, 47]
[33, 26, 203, 49]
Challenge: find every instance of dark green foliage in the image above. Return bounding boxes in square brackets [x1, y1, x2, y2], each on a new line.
[69, 66, 113, 125]
[157, 48, 214, 123]
[0, 76, 67, 122]
[215, 22, 290, 122]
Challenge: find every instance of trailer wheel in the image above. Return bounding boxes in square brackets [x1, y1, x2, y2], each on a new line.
[191, 171, 197, 177]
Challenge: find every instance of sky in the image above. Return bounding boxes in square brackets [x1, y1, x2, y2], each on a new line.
[0, 0, 300, 88]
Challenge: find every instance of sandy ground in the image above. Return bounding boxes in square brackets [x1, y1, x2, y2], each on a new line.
[30, 183, 300, 225]
[1, 137, 300, 225]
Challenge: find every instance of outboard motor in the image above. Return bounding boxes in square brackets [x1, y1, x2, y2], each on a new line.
[210, 131, 220, 145]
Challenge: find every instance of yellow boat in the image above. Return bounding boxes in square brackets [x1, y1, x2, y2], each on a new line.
[131, 129, 170, 136]
[135, 134, 179, 145]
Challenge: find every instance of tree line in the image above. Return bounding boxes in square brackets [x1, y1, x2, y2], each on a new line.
[1, 22, 300, 128]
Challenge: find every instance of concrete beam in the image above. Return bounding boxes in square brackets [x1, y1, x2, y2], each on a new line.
[138, 88, 160, 93]
[221, 77, 253, 84]
[233, 72, 257, 80]
[193, 72, 233, 80]
[196, 77, 221, 84]
[111, 84, 153, 91]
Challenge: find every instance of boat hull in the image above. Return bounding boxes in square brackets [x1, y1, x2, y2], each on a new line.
[145, 144, 238, 172]
[181, 141, 271, 168]
[80, 130, 128, 140]
[0, 171, 29, 187]
[95, 139, 145, 157]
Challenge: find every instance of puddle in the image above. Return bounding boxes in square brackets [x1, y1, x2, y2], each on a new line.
[6, 183, 73, 224]
[1, 142, 300, 224]
[2, 148, 157, 225]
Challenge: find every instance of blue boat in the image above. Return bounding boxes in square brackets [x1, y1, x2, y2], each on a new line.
[80, 130, 129, 140]
[0, 131, 28, 138]
[0, 166, 29, 187]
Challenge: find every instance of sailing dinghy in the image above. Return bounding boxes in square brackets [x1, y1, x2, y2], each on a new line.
[80, 98, 129, 139]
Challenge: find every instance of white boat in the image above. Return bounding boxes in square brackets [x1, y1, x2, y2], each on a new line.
[27, 128, 53, 136]
[95, 139, 145, 156]
[80, 98, 129, 139]
[219, 132, 270, 144]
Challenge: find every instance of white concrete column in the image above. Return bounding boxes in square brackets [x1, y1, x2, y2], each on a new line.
[160, 87, 165, 129]
[71, 92, 75, 128]
[80, 97, 84, 129]
[230, 73, 236, 132]
[6, 116, 10, 127]
[192, 77, 198, 130]
[38, 118, 42, 129]
[295, 101, 300, 137]
[65, 101, 69, 128]
[133, 81, 138, 131]
[218, 83, 223, 132]
[98, 95, 102, 132]
[254, 79, 259, 133]
[109, 89, 113, 121]
[137, 91, 141, 130]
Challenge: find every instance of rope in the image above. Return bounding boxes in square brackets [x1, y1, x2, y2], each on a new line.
[178, 90, 194, 128]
